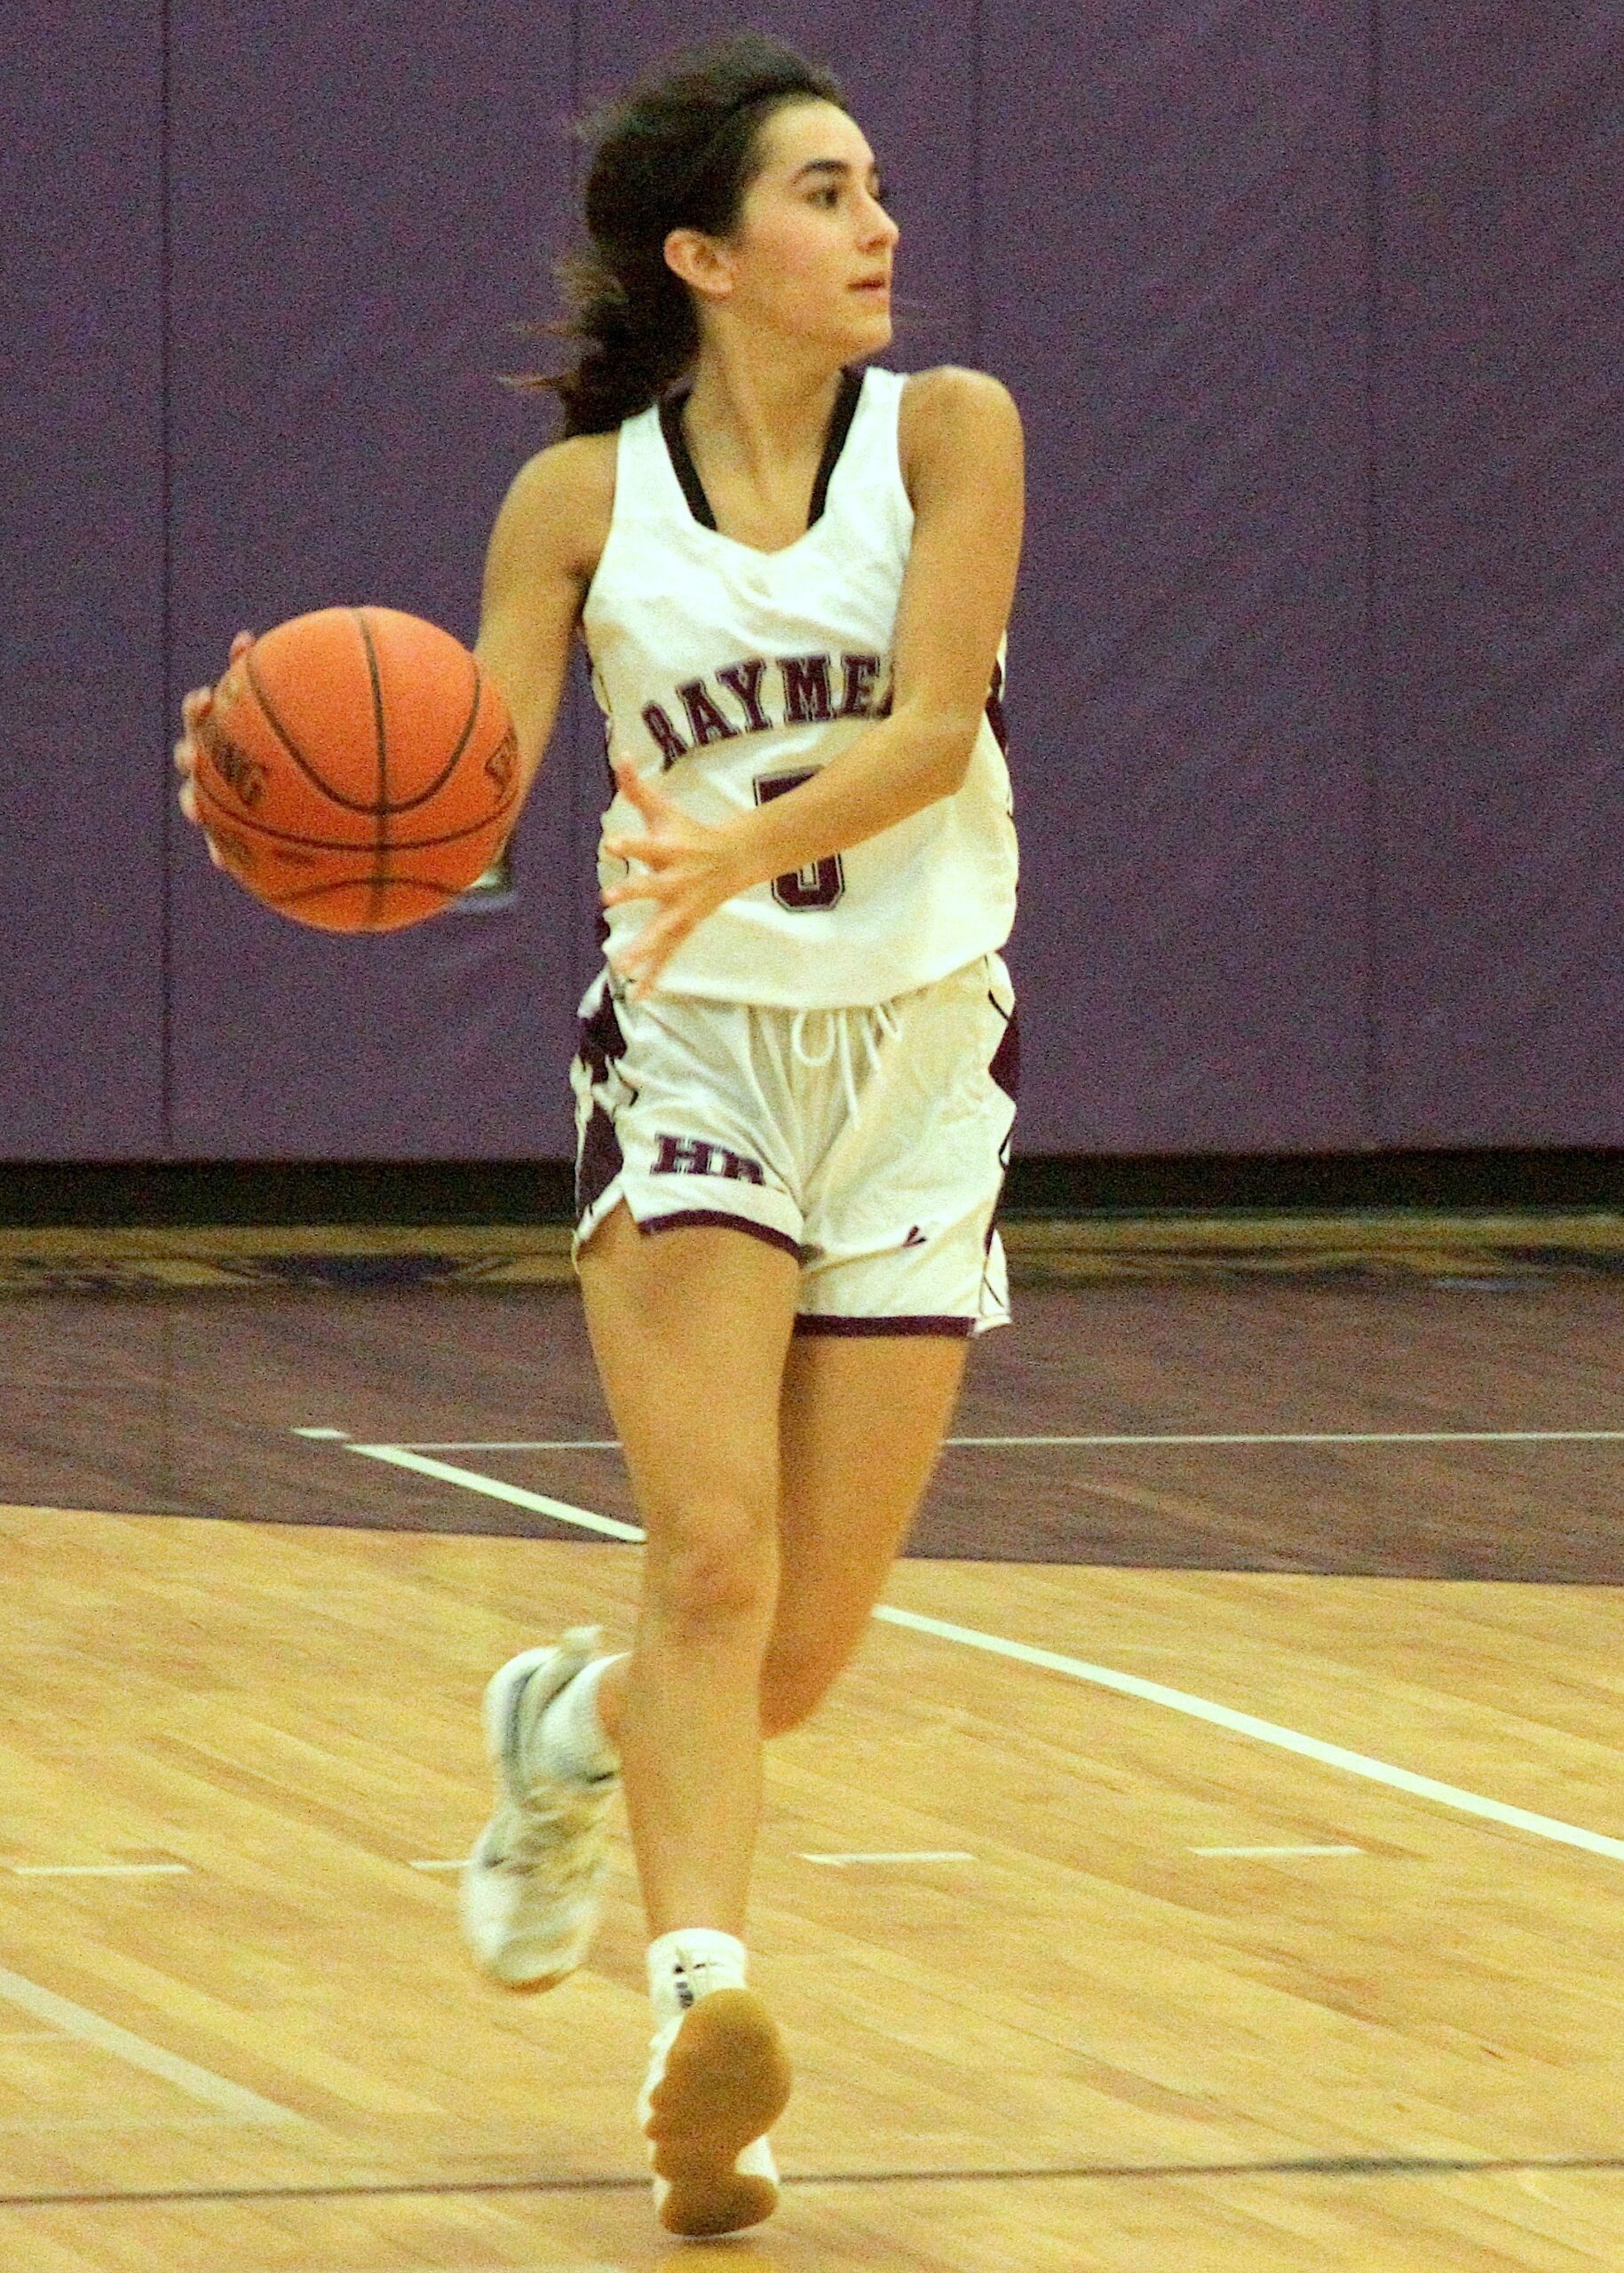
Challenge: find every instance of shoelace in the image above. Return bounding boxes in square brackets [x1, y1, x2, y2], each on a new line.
[488, 1788, 612, 1888]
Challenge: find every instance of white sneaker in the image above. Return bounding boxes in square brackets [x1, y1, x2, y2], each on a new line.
[459, 1628, 618, 1990]
[639, 1988, 791, 2237]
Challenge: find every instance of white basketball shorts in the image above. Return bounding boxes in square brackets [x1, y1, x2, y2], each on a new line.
[571, 953, 1018, 1336]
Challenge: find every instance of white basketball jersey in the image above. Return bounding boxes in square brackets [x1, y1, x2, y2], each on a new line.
[580, 365, 1018, 1009]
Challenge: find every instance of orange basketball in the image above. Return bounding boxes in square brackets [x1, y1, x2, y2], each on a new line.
[192, 606, 519, 932]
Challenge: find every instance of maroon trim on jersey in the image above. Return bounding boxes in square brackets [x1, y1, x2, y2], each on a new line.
[807, 368, 865, 525]
[659, 396, 717, 529]
[988, 999, 1020, 1104]
[985, 656, 1009, 754]
[638, 1208, 801, 1261]
[660, 368, 864, 537]
[984, 1172, 1007, 1256]
[577, 984, 627, 1086]
[793, 1313, 975, 1339]
[575, 1100, 623, 1220]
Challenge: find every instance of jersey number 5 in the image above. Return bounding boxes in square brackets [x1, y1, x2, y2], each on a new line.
[753, 770, 845, 912]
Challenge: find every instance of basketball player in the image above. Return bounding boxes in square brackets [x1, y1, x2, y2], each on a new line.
[175, 33, 1021, 2238]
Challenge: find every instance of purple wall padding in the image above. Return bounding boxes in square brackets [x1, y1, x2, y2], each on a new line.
[164, 2, 591, 1156]
[979, 3, 1374, 1152]
[7, 5, 1622, 1160]
[1, 5, 167, 1158]
[1372, 4, 1624, 1143]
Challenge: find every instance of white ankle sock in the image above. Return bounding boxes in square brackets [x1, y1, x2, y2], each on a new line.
[646, 1928, 749, 2027]
[537, 1651, 624, 1784]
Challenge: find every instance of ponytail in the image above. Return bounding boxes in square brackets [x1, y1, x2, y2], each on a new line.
[535, 250, 699, 438]
[502, 34, 844, 435]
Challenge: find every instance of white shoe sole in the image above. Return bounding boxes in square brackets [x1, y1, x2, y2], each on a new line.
[641, 1989, 791, 2237]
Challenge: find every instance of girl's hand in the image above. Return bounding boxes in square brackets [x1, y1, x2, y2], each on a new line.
[600, 756, 753, 996]
[174, 629, 256, 864]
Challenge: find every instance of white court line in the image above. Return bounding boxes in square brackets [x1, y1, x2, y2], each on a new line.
[416, 1842, 978, 1871]
[381, 1438, 622, 1453]
[1193, 1845, 1363, 1857]
[0, 2112, 244, 2135]
[874, 1604, 1624, 1864]
[8, 1863, 191, 1879]
[947, 1430, 1624, 1449]
[345, 1445, 642, 1540]
[317, 1445, 1624, 1868]
[0, 1965, 306, 2126]
[274, 2262, 628, 2273]
[802, 1851, 977, 1866]
[368, 1428, 1624, 1452]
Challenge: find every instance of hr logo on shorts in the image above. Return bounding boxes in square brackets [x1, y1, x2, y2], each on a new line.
[651, 1134, 766, 1186]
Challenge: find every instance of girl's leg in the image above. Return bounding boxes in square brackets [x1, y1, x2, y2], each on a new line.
[570, 1267, 969, 2239]
[591, 1327, 970, 1748]
[576, 1201, 798, 1936]
[760, 1331, 969, 1734]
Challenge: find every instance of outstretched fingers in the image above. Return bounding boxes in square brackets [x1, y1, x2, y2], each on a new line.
[175, 630, 255, 869]
[598, 755, 757, 994]
[602, 756, 685, 884]
[608, 753, 670, 828]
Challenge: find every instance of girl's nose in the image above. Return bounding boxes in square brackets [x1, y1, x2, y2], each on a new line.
[860, 194, 899, 250]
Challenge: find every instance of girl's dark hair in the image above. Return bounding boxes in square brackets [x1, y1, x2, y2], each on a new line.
[505, 33, 845, 435]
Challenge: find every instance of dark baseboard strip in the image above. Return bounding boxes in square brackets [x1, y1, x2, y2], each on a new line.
[1005, 1149, 1624, 1215]
[3, 1151, 1623, 1229]
[0, 1160, 575, 1229]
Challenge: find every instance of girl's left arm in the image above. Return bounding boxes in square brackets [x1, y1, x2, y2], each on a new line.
[604, 368, 1023, 994]
[741, 365, 1024, 857]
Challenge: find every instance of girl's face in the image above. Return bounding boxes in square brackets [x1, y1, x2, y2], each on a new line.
[683, 99, 900, 358]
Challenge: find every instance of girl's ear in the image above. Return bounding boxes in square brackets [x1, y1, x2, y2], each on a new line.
[664, 226, 736, 304]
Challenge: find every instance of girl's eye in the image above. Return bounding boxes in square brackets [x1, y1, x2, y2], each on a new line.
[806, 179, 889, 211]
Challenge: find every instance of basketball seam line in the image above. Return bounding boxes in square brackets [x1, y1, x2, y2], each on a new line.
[190, 776, 515, 855]
[240, 623, 492, 818]
[357, 607, 388, 931]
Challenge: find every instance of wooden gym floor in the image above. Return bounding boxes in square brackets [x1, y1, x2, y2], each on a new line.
[2, 1220, 1622, 2269]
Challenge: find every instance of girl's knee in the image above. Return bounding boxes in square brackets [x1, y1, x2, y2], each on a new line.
[643, 1502, 778, 1634]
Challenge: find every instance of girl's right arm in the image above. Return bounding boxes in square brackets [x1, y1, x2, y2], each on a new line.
[471, 433, 615, 812]
[173, 433, 614, 844]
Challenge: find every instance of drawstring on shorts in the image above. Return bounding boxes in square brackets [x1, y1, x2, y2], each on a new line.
[788, 1002, 900, 1124]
